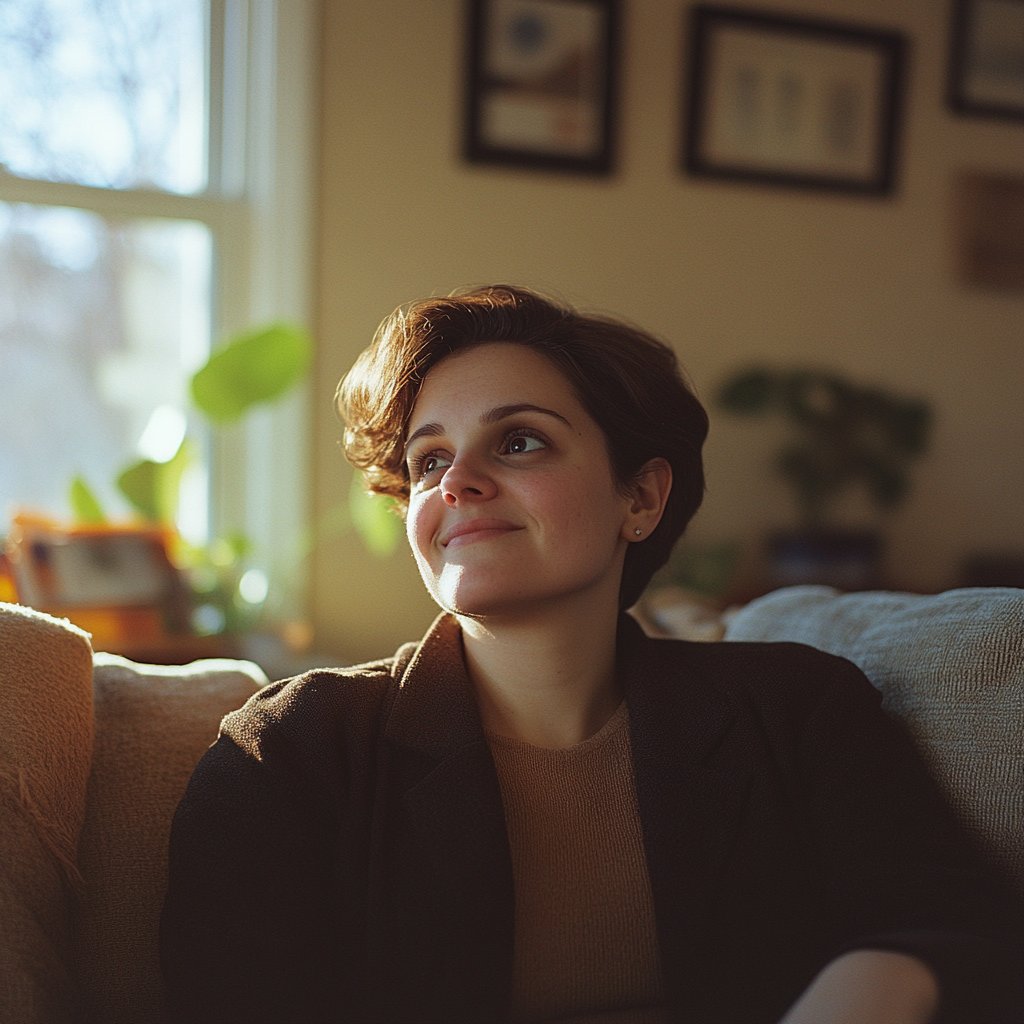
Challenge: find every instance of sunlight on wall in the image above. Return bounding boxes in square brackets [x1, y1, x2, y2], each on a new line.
[313, 0, 1024, 662]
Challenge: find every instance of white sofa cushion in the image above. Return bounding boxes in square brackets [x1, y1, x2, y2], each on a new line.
[71, 654, 267, 1024]
[0, 603, 94, 1024]
[725, 586, 1024, 895]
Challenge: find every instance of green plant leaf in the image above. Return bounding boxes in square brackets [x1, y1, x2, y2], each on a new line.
[886, 401, 932, 455]
[207, 531, 251, 567]
[718, 364, 934, 522]
[69, 475, 107, 524]
[862, 457, 908, 510]
[348, 474, 403, 558]
[661, 541, 740, 598]
[117, 460, 160, 521]
[716, 369, 775, 413]
[190, 322, 311, 423]
[777, 442, 843, 527]
[116, 440, 192, 524]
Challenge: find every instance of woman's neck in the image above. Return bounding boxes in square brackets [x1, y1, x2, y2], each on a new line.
[458, 592, 623, 749]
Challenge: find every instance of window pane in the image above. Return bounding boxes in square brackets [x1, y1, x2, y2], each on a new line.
[0, 202, 212, 541]
[0, 0, 206, 194]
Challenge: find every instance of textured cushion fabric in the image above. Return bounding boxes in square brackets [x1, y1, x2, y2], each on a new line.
[71, 655, 267, 1024]
[725, 586, 1024, 896]
[0, 602, 94, 1024]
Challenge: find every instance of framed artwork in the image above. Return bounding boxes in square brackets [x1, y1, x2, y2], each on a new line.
[683, 6, 907, 195]
[5, 513, 192, 632]
[463, 0, 619, 174]
[947, 0, 1024, 120]
[953, 172, 1024, 289]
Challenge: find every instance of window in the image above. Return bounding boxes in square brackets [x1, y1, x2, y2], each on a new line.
[0, 0, 314, 613]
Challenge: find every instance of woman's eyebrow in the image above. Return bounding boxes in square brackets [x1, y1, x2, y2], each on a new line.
[481, 403, 572, 428]
[405, 422, 443, 456]
[405, 404, 572, 455]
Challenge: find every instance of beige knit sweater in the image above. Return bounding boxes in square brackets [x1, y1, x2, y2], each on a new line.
[486, 702, 672, 1024]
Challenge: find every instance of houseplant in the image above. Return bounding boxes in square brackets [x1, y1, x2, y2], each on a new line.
[716, 367, 932, 589]
[67, 322, 402, 639]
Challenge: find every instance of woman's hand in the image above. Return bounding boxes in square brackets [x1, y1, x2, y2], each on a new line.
[778, 950, 940, 1024]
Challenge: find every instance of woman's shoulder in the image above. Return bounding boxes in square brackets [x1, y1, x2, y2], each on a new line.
[217, 642, 419, 767]
[633, 633, 906, 785]
[638, 630, 882, 723]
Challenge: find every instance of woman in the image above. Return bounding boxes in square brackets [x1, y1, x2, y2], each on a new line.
[161, 286, 1020, 1024]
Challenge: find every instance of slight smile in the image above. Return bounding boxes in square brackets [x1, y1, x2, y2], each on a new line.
[442, 519, 522, 549]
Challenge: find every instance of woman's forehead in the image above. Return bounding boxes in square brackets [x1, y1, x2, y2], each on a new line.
[409, 343, 580, 426]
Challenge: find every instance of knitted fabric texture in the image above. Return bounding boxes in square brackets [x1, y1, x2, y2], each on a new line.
[0, 602, 94, 1024]
[486, 702, 670, 1024]
[70, 654, 266, 1024]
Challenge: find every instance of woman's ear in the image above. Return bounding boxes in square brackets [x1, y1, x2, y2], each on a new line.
[623, 458, 672, 541]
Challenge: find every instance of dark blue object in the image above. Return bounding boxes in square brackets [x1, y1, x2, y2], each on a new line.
[768, 530, 882, 591]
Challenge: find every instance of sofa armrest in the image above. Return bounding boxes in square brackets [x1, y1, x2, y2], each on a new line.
[0, 602, 94, 1024]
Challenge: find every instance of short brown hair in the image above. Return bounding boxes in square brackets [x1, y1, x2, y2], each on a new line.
[337, 285, 708, 609]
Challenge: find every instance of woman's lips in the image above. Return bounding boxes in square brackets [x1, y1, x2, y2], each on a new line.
[442, 519, 521, 548]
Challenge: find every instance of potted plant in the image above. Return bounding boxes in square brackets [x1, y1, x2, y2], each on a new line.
[715, 367, 932, 590]
[63, 323, 402, 643]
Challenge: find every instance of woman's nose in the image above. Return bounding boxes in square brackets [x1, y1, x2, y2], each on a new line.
[440, 455, 497, 506]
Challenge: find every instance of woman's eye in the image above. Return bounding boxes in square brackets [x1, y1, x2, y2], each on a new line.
[505, 434, 546, 455]
[413, 453, 451, 480]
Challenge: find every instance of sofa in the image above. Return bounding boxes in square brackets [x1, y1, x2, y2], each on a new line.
[0, 603, 267, 1024]
[1, 587, 1021, 1024]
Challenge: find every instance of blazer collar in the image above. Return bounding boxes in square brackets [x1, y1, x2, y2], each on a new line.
[617, 612, 736, 763]
[384, 612, 484, 761]
[377, 614, 515, 1021]
[381, 610, 749, 1021]
[384, 610, 738, 765]
[617, 615, 750, 1019]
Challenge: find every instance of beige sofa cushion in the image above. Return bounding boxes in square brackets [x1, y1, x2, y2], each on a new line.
[71, 655, 267, 1024]
[725, 586, 1024, 895]
[0, 603, 94, 1024]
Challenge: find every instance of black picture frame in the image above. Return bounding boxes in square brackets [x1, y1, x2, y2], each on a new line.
[463, 0, 619, 174]
[683, 6, 907, 195]
[947, 0, 1024, 121]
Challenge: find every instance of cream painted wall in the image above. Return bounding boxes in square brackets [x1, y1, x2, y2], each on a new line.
[312, 0, 1024, 662]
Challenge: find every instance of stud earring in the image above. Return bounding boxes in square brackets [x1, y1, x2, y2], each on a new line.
[634, 528, 642, 536]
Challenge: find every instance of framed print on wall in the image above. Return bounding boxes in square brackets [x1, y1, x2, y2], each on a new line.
[947, 0, 1024, 121]
[464, 0, 619, 174]
[953, 172, 1024, 290]
[683, 6, 907, 195]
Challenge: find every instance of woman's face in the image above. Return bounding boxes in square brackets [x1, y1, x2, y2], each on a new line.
[404, 342, 635, 618]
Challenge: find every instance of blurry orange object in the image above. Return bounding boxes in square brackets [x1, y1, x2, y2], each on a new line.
[3, 512, 192, 650]
[0, 552, 18, 604]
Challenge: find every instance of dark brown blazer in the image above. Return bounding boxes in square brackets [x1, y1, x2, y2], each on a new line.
[160, 614, 1022, 1024]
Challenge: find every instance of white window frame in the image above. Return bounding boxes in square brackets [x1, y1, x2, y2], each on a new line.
[0, 0, 315, 617]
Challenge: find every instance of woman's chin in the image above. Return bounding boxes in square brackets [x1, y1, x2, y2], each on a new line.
[430, 564, 622, 623]
[440, 588, 524, 620]
[436, 580, 546, 622]
[428, 564, 518, 617]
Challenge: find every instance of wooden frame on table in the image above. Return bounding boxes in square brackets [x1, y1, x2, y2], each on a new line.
[947, 0, 1024, 121]
[463, 0, 619, 175]
[1, 513, 214, 661]
[683, 5, 907, 196]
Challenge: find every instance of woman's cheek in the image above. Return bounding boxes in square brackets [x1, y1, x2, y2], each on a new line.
[407, 493, 438, 564]
[406, 496, 425, 556]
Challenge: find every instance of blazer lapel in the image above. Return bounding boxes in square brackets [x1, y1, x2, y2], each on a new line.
[371, 612, 751, 1022]
[377, 614, 514, 1022]
[620, 617, 752, 1021]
